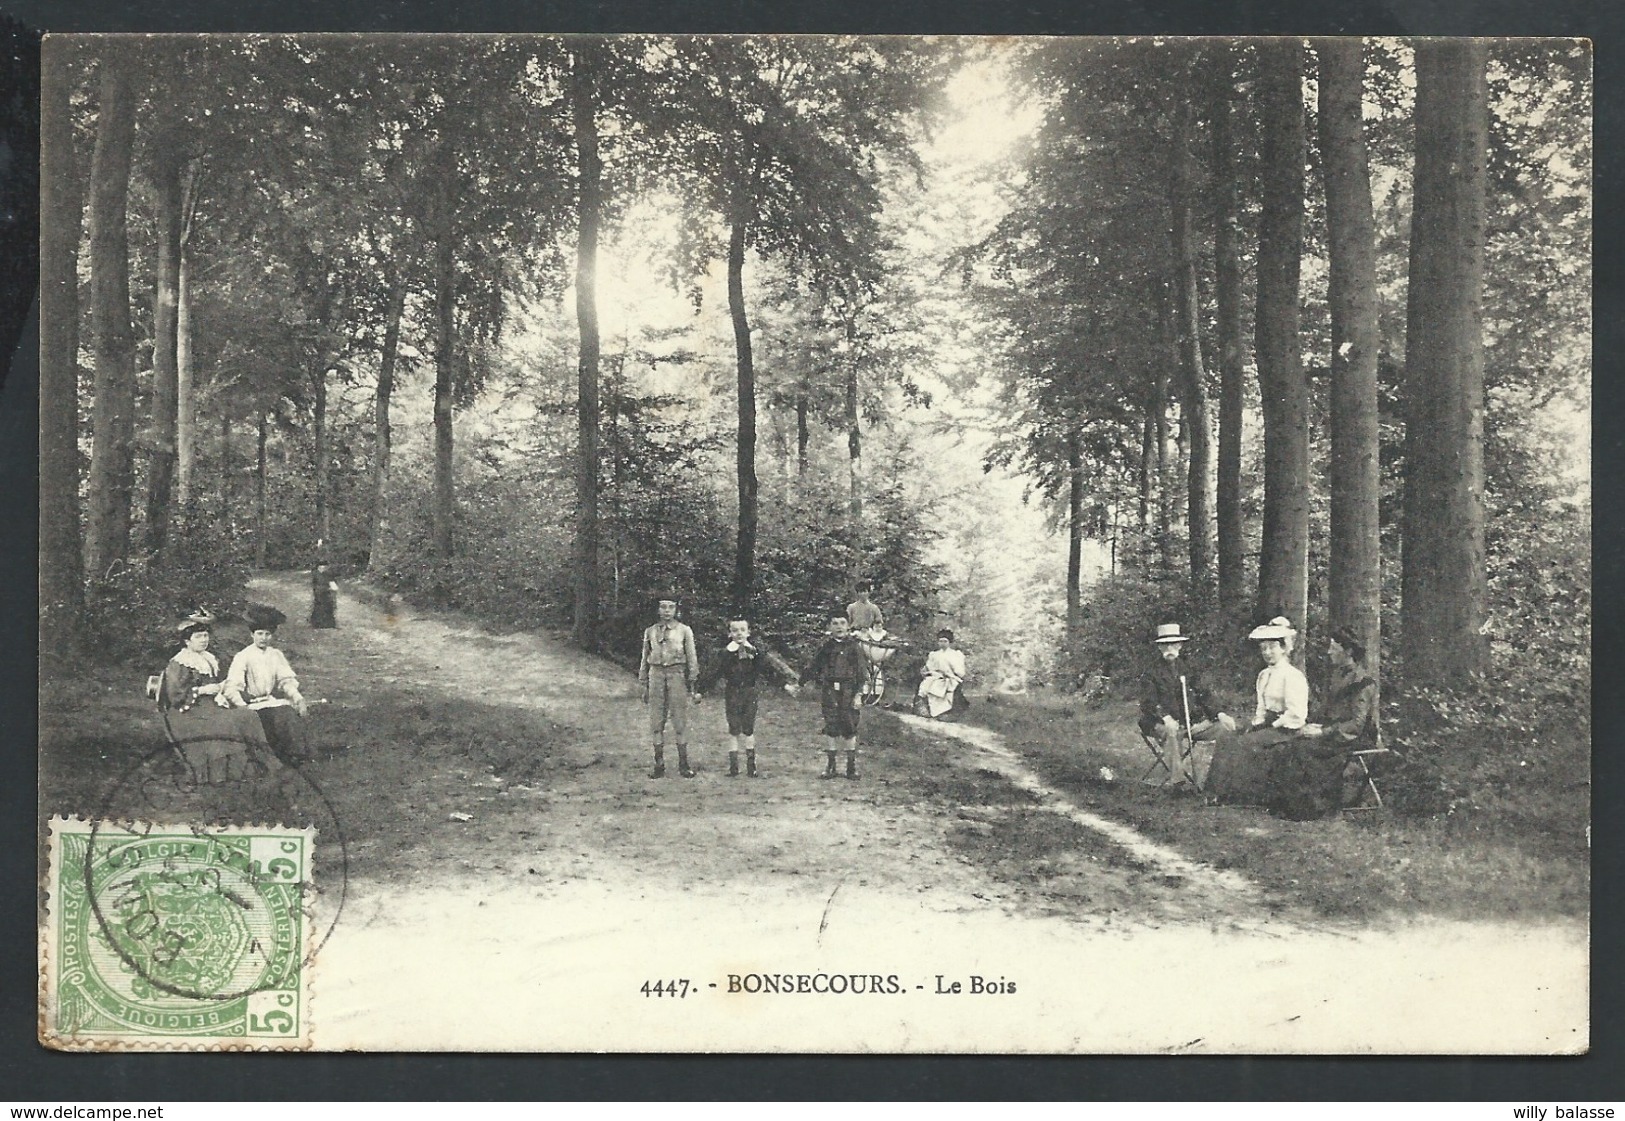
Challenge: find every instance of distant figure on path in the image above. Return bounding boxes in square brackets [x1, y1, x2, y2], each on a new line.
[997, 646, 1028, 695]
[310, 561, 338, 629]
[638, 595, 700, 779]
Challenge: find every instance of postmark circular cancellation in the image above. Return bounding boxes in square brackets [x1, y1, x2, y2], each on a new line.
[41, 741, 345, 1050]
[45, 818, 313, 1049]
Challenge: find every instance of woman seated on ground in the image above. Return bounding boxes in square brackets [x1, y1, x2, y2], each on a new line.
[1268, 626, 1378, 820]
[916, 629, 969, 719]
[1204, 616, 1308, 805]
[224, 604, 313, 765]
[158, 611, 277, 783]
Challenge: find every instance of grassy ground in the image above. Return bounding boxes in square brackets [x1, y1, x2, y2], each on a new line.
[938, 688, 1590, 922]
[40, 631, 1588, 930]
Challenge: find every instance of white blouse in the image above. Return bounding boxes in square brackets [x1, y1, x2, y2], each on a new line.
[1253, 662, 1309, 729]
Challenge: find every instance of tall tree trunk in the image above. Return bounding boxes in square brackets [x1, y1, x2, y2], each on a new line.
[606, 358, 624, 613]
[368, 267, 406, 573]
[144, 144, 184, 555]
[1318, 37, 1384, 689]
[1402, 40, 1489, 685]
[312, 359, 328, 551]
[84, 56, 139, 580]
[844, 315, 861, 542]
[40, 47, 85, 630]
[727, 209, 757, 614]
[254, 413, 268, 569]
[1212, 54, 1248, 614]
[571, 47, 603, 646]
[1137, 406, 1154, 539]
[1253, 38, 1310, 636]
[1168, 95, 1216, 593]
[1153, 370, 1174, 572]
[795, 391, 809, 477]
[218, 413, 230, 525]
[175, 162, 198, 508]
[1066, 426, 1084, 657]
[431, 169, 457, 560]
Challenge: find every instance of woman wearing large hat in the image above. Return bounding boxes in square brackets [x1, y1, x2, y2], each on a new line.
[1205, 617, 1310, 805]
[157, 610, 277, 783]
[223, 605, 312, 764]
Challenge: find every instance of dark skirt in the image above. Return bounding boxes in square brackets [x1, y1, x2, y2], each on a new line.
[162, 703, 278, 784]
[256, 705, 313, 765]
[310, 587, 338, 628]
[1268, 739, 1355, 820]
[1205, 727, 1299, 805]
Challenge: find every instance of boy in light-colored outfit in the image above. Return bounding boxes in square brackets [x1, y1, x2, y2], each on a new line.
[638, 597, 700, 778]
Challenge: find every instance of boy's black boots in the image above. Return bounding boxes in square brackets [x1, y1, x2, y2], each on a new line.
[845, 750, 858, 779]
[677, 745, 696, 778]
[649, 747, 665, 778]
[728, 751, 740, 777]
[822, 751, 839, 778]
[746, 750, 759, 778]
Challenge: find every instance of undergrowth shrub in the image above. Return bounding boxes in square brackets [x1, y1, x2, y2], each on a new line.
[69, 517, 251, 670]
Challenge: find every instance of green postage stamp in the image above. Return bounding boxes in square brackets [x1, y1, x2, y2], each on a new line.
[42, 817, 313, 1050]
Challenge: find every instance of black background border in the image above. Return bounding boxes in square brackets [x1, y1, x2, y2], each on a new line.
[0, 0, 1617, 1101]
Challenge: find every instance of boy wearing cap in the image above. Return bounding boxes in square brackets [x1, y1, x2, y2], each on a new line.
[638, 596, 700, 778]
[1138, 622, 1236, 785]
[693, 619, 799, 778]
[224, 605, 312, 764]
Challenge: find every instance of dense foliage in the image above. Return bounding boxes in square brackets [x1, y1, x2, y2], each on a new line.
[43, 36, 1589, 826]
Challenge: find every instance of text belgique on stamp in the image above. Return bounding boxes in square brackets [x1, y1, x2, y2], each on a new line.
[42, 817, 314, 1050]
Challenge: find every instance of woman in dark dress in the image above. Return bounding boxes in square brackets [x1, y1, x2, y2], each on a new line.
[159, 612, 277, 784]
[1267, 626, 1378, 820]
[310, 562, 338, 629]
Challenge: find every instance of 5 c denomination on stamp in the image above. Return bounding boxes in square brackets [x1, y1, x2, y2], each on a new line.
[42, 817, 313, 1050]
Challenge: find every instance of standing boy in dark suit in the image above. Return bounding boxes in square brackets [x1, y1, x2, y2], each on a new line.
[805, 613, 868, 779]
[693, 619, 799, 778]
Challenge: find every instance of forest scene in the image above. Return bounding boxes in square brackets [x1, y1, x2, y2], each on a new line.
[36, 35, 1591, 1052]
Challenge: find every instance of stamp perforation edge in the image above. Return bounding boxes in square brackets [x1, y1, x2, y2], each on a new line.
[41, 815, 316, 1052]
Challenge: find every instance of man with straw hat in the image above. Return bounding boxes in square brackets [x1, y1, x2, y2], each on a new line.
[1138, 622, 1236, 786]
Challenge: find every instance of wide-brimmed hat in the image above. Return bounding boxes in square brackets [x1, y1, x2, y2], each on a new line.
[176, 609, 215, 638]
[1154, 623, 1190, 645]
[244, 604, 287, 632]
[1248, 616, 1296, 642]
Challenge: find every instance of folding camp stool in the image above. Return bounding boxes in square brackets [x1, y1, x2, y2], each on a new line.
[1139, 727, 1199, 789]
[1347, 746, 1392, 809]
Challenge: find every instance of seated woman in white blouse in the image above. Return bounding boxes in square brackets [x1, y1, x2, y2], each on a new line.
[1204, 617, 1308, 805]
[1244, 616, 1309, 744]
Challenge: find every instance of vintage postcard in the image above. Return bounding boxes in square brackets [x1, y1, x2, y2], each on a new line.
[37, 33, 1590, 1052]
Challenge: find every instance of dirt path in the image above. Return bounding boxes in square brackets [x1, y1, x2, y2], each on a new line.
[252, 575, 1586, 1053]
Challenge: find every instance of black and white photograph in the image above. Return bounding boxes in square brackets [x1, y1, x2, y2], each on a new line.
[34, 33, 1591, 1053]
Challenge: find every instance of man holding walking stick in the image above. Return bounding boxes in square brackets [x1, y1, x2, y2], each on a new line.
[1138, 622, 1237, 788]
